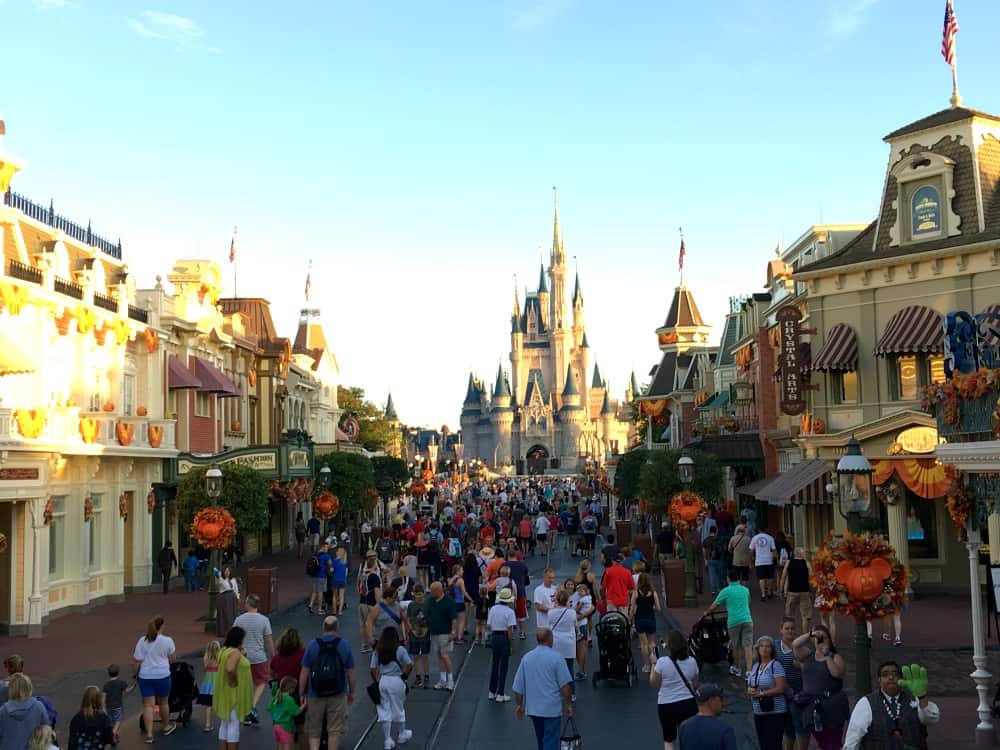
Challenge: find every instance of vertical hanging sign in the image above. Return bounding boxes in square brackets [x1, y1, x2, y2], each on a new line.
[777, 306, 806, 415]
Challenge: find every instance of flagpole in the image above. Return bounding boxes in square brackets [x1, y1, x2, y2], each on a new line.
[951, 60, 962, 108]
[678, 226, 685, 286]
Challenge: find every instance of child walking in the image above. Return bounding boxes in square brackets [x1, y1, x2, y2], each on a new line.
[197, 640, 221, 732]
[102, 663, 134, 744]
[267, 677, 303, 750]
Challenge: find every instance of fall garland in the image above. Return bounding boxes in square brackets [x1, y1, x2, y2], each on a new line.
[190, 507, 237, 550]
[921, 368, 1000, 433]
[810, 532, 908, 622]
[943, 463, 971, 539]
[668, 491, 708, 533]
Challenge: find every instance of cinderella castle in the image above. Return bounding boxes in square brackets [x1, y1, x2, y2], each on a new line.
[459, 196, 635, 475]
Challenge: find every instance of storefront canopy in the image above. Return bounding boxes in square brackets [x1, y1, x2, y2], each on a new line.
[811, 323, 859, 372]
[874, 305, 943, 356]
[167, 355, 202, 389]
[871, 457, 949, 499]
[0, 331, 38, 375]
[737, 459, 831, 506]
[697, 390, 730, 412]
[192, 358, 240, 397]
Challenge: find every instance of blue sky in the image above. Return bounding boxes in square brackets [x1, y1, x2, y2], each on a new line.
[2, 0, 998, 429]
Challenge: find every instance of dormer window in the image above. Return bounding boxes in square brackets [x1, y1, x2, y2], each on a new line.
[888, 150, 961, 246]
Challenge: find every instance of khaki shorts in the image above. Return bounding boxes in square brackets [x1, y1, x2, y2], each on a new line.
[432, 633, 453, 654]
[359, 603, 372, 628]
[305, 693, 348, 739]
[730, 621, 754, 648]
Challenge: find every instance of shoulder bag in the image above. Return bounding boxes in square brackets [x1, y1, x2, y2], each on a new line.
[669, 657, 697, 699]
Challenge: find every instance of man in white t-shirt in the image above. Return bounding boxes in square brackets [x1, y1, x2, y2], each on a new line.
[534, 514, 551, 555]
[232, 594, 274, 725]
[749, 529, 776, 602]
[532, 568, 558, 630]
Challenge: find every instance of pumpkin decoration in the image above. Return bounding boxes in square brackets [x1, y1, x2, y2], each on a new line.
[944, 463, 971, 539]
[313, 491, 340, 520]
[811, 532, 908, 622]
[411, 481, 426, 497]
[422, 469, 434, 482]
[55, 308, 74, 335]
[136, 406, 148, 417]
[247, 369, 257, 387]
[102, 401, 115, 412]
[43, 497, 54, 526]
[93, 324, 108, 346]
[0, 282, 29, 315]
[115, 421, 134, 446]
[75, 306, 95, 334]
[668, 490, 708, 532]
[147, 491, 156, 514]
[230, 420, 241, 432]
[15, 409, 46, 439]
[83, 495, 94, 523]
[119, 493, 129, 520]
[112, 319, 130, 346]
[148, 425, 163, 448]
[190, 506, 236, 550]
[0, 532, 7, 554]
[812, 418, 827, 435]
[144, 329, 159, 353]
[79, 417, 98, 443]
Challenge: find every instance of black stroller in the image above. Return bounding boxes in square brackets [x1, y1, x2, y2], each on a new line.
[139, 661, 198, 732]
[688, 611, 731, 668]
[592, 610, 637, 687]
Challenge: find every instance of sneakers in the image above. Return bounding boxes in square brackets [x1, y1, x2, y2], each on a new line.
[495, 694, 511, 703]
[571, 694, 577, 703]
[433, 681, 447, 690]
[162, 723, 178, 736]
[414, 676, 424, 689]
[574, 671, 586, 681]
[398, 729, 413, 744]
[729, 665, 742, 677]
[641, 664, 651, 673]
[384, 740, 395, 750]
[446, 681, 455, 691]
[361, 644, 373, 654]
[489, 692, 497, 701]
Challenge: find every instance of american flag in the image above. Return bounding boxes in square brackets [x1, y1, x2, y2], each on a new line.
[305, 263, 312, 303]
[942, 0, 959, 67]
[678, 239, 686, 272]
[228, 226, 237, 263]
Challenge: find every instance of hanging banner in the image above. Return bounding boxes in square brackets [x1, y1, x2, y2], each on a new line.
[778, 306, 806, 415]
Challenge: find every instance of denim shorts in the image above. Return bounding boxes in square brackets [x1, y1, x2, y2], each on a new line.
[108, 706, 123, 723]
[138, 675, 171, 699]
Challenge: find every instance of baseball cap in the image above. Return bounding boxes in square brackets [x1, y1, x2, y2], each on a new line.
[695, 683, 724, 702]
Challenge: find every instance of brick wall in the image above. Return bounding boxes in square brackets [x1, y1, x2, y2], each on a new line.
[188, 391, 217, 453]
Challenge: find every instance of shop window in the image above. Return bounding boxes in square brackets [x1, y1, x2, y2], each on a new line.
[89, 371, 108, 412]
[121, 373, 135, 416]
[906, 493, 939, 559]
[48, 496, 66, 580]
[928, 355, 945, 384]
[167, 389, 178, 418]
[833, 371, 859, 404]
[195, 391, 211, 418]
[87, 494, 102, 570]
[890, 354, 945, 400]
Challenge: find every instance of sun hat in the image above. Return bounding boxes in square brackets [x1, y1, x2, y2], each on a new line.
[365, 549, 377, 558]
[479, 546, 496, 560]
[497, 588, 515, 604]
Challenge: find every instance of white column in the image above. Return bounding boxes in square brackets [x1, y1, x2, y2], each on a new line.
[886, 502, 911, 594]
[792, 505, 807, 549]
[966, 524, 993, 744]
[989, 512, 1000, 564]
[27, 497, 45, 638]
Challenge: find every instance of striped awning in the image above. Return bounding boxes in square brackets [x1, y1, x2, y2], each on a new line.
[811, 323, 858, 372]
[981, 304, 1000, 347]
[874, 305, 943, 356]
[736, 459, 832, 506]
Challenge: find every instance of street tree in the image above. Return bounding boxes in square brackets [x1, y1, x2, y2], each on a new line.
[372, 455, 409, 496]
[637, 448, 723, 515]
[338, 385, 397, 452]
[176, 463, 270, 532]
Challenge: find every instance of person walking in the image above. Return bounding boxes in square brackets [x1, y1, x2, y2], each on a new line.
[703, 527, 727, 596]
[233, 594, 274, 727]
[728, 525, 751, 583]
[132, 615, 177, 743]
[569, 584, 594, 678]
[403, 585, 431, 689]
[299, 616, 356, 750]
[67, 685, 114, 750]
[294, 513, 307, 559]
[487, 588, 517, 701]
[157, 541, 177, 595]
[649, 630, 699, 750]
[775, 618, 808, 750]
[370, 628, 413, 750]
[631, 572, 660, 673]
[791, 624, 848, 750]
[747, 636, 788, 750]
[533, 569, 558, 630]
[547, 591, 579, 702]
[0, 674, 50, 750]
[750, 528, 777, 601]
[506, 553, 530, 641]
[267, 677, 303, 750]
[676, 684, 737, 750]
[447, 564, 471, 644]
[574, 560, 598, 647]
[512, 630, 573, 750]
[216, 566, 241, 636]
[426, 582, 458, 690]
[359, 556, 383, 655]
[780, 548, 812, 634]
[198, 640, 221, 733]
[183, 549, 200, 593]
[601, 554, 634, 614]
[269, 629, 305, 744]
[308, 542, 332, 616]
[366, 587, 405, 650]
[704, 572, 753, 678]
[214, 626, 254, 750]
[843, 661, 939, 750]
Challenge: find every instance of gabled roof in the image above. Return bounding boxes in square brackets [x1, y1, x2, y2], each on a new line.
[218, 297, 291, 356]
[384, 393, 398, 421]
[521, 295, 547, 334]
[662, 286, 706, 329]
[591, 362, 603, 388]
[645, 351, 688, 398]
[716, 312, 744, 367]
[524, 368, 547, 405]
[884, 106, 1000, 140]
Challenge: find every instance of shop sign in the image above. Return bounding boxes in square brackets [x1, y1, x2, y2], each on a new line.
[777, 306, 806, 415]
[0, 467, 39, 480]
[944, 310, 1000, 376]
[288, 449, 310, 469]
[911, 185, 942, 237]
[896, 426, 938, 454]
[178, 450, 278, 475]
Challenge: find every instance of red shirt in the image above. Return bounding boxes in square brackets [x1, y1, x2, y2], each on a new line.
[480, 526, 496, 545]
[519, 519, 531, 538]
[413, 519, 426, 534]
[269, 648, 304, 683]
[603, 564, 635, 607]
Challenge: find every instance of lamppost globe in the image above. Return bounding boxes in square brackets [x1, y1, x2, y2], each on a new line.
[318, 465, 332, 489]
[678, 454, 695, 485]
[205, 465, 223, 500]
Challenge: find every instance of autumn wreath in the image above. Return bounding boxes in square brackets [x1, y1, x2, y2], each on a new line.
[190, 507, 237, 550]
[668, 491, 708, 533]
[922, 368, 1000, 432]
[943, 463, 971, 539]
[313, 491, 340, 520]
[810, 532, 908, 622]
[83, 495, 94, 523]
[0, 532, 6, 554]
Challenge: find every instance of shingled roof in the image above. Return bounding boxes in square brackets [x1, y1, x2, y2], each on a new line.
[884, 106, 1000, 140]
[662, 286, 706, 329]
[219, 298, 291, 356]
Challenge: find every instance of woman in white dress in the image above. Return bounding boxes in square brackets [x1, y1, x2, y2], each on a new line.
[547, 589, 580, 701]
[215, 566, 240, 637]
[370, 627, 413, 749]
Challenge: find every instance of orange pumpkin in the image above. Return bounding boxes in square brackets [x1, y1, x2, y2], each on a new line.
[136, 406, 148, 416]
[115, 421, 134, 446]
[835, 557, 892, 603]
[102, 401, 115, 412]
[148, 425, 163, 448]
[422, 469, 433, 482]
[190, 507, 236, 549]
[313, 491, 340, 520]
[15, 409, 46, 439]
[812, 418, 827, 435]
[144, 329, 158, 353]
[79, 417, 98, 443]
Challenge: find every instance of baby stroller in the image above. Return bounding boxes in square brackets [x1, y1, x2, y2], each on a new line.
[139, 661, 198, 732]
[592, 610, 637, 687]
[688, 611, 731, 668]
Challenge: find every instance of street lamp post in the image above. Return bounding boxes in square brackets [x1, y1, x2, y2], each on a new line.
[678, 453, 699, 608]
[204, 465, 223, 629]
[830, 436, 876, 696]
[375, 477, 393, 531]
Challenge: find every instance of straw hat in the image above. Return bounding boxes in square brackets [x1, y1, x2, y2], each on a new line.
[479, 546, 496, 560]
[497, 588, 515, 604]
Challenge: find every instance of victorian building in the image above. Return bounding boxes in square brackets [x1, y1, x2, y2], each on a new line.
[459, 198, 632, 474]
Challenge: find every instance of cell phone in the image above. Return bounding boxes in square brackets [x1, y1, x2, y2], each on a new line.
[654, 640, 666, 658]
[213, 568, 221, 577]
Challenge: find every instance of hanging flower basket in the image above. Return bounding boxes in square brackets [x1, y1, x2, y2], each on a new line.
[0, 532, 7, 554]
[119, 493, 129, 520]
[43, 497, 54, 527]
[943, 463, 971, 539]
[668, 491, 707, 532]
[810, 532, 908, 622]
[83, 495, 94, 523]
[190, 506, 237, 550]
[147, 491, 156, 514]
[313, 491, 340, 520]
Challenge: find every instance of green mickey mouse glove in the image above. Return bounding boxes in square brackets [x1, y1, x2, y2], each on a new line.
[899, 663, 928, 699]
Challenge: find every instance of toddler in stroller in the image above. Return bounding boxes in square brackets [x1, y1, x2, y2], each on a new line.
[592, 610, 638, 687]
[139, 661, 198, 734]
[688, 611, 731, 668]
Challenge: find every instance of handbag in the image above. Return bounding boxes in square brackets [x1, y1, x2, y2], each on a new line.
[560, 716, 582, 750]
[366, 680, 381, 705]
[816, 689, 850, 726]
[752, 662, 776, 713]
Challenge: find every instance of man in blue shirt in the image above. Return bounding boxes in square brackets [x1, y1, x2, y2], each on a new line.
[299, 616, 355, 750]
[182, 550, 199, 592]
[513, 629, 572, 750]
[677, 683, 737, 750]
[307, 514, 322, 550]
[308, 542, 333, 615]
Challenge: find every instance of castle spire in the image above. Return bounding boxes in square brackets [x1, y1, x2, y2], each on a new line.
[572, 271, 583, 306]
[384, 393, 398, 421]
[591, 362, 604, 389]
[537, 262, 548, 293]
[552, 186, 564, 264]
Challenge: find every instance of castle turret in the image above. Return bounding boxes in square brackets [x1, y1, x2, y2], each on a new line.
[572, 271, 584, 339]
[510, 284, 523, 405]
[384, 393, 398, 422]
[550, 190, 567, 329]
[536, 263, 550, 330]
[491, 364, 512, 411]
[560, 364, 582, 410]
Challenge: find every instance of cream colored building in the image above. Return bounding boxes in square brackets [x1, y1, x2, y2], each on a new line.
[0, 121, 178, 635]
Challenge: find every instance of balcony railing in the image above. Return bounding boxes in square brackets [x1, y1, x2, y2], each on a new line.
[127, 304, 148, 323]
[93, 292, 117, 313]
[3, 190, 122, 260]
[7, 259, 42, 285]
[53, 276, 83, 300]
[0, 407, 176, 451]
[934, 392, 996, 442]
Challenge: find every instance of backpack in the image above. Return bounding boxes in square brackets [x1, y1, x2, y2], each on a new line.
[306, 554, 321, 577]
[447, 537, 462, 558]
[583, 516, 597, 532]
[310, 637, 346, 697]
[376, 538, 394, 564]
[36, 695, 57, 728]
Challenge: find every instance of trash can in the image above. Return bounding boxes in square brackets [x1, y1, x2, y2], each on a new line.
[662, 560, 685, 609]
[614, 520, 633, 547]
[247, 567, 278, 614]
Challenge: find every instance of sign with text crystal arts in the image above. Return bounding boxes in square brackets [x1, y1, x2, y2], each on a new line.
[777, 306, 806, 416]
